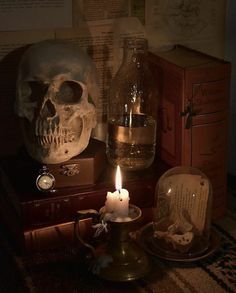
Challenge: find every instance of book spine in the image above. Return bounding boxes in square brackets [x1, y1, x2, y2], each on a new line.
[0, 171, 24, 252]
[21, 177, 157, 230]
[24, 208, 153, 253]
[24, 221, 75, 253]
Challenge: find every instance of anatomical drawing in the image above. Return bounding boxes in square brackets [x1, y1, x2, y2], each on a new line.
[165, 0, 208, 37]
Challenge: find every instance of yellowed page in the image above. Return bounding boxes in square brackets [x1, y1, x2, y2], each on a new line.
[0, 0, 72, 31]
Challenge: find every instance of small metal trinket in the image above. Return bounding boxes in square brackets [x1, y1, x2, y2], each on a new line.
[36, 166, 55, 192]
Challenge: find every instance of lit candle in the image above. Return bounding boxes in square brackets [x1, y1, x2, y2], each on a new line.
[114, 165, 130, 217]
[105, 165, 130, 217]
[105, 191, 118, 213]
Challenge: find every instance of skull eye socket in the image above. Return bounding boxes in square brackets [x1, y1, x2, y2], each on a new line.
[25, 81, 49, 102]
[56, 81, 83, 104]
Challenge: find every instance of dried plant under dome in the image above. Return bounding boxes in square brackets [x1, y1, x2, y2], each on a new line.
[154, 166, 213, 257]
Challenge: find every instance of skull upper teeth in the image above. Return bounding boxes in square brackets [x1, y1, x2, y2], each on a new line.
[36, 131, 77, 147]
[35, 118, 79, 147]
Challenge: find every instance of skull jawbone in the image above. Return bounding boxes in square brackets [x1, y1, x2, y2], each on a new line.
[21, 118, 94, 164]
[25, 134, 92, 164]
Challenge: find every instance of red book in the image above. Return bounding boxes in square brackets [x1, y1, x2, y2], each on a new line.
[1, 159, 168, 229]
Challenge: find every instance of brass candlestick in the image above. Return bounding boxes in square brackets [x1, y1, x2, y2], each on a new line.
[74, 204, 150, 282]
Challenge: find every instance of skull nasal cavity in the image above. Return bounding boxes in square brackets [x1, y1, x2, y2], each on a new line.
[41, 99, 56, 118]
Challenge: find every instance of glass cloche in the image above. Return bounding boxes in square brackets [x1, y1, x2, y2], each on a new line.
[153, 166, 213, 259]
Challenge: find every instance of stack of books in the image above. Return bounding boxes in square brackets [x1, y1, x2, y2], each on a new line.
[0, 139, 168, 254]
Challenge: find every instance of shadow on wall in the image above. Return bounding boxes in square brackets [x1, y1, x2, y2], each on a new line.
[0, 45, 30, 157]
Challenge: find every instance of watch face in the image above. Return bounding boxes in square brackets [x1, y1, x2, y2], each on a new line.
[36, 173, 55, 191]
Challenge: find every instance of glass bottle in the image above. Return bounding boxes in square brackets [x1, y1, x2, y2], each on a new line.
[106, 37, 158, 170]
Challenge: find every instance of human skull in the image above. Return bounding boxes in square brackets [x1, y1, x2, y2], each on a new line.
[15, 39, 98, 164]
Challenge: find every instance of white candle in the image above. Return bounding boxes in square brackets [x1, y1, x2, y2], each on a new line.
[114, 188, 130, 217]
[105, 191, 118, 213]
[114, 165, 130, 217]
[105, 165, 130, 218]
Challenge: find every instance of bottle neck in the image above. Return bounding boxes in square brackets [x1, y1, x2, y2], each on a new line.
[122, 38, 148, 66]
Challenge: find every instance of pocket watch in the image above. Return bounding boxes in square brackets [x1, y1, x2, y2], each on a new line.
[36, 166, 55, 192]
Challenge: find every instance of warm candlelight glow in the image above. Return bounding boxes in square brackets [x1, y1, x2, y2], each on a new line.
[115, 165, 122, 191]
[129, 109, 132, 128]
[105, 165, 130, 218]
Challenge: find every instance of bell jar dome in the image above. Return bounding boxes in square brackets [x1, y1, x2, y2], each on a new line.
[153, 166, 213, 258]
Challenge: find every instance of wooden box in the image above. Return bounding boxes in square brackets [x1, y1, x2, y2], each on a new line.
[8, 138, 106, 191]
[149, 45, 231, 219]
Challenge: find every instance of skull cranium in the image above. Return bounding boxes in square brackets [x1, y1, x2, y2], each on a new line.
[15, 39, 98, 164]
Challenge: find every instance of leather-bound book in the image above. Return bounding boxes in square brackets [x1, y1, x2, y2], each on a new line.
[149, 45, 231, 219]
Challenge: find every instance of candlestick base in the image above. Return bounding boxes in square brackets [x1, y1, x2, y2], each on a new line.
[75, 204, 150, 282]
[100, 203, 138, 222]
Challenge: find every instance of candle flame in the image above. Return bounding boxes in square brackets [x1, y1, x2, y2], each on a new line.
[115, 165, 122, 191]
[129, 109, 132, 128]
